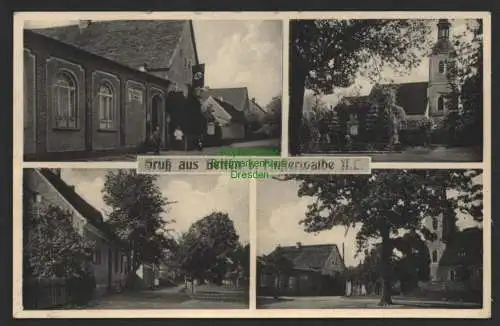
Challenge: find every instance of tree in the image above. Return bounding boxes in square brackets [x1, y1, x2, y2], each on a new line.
[261, 95, 282, 138]
[24, 204, 95, 279]
[102, 170, 174, 274]
[446, 19, 483, 147]
[281, 169, 482, 305]
[260, 250, 294, 298]
[289, 19, 432, 155]
[178, 212, 240, 288]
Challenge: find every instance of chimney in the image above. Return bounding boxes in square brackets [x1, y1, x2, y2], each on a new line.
[251, 97, 256, 103]
[296, 242, 302, 249]
[138, 63, 148, 72]
[78, 20, 91, 32]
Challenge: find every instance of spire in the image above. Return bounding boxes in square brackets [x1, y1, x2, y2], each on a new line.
[437, 19, 451, 41]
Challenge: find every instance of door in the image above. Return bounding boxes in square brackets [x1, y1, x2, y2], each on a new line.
[149, 95, 162, 142]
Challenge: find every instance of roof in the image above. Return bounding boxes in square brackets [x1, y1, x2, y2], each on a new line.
[202, 87, 249, 112]
[38, 169, 120, 243]
[251, 100, 267, 114]
[340, 82, 428, 116]
[439, 227, 483, 267]
[211, 97, 246, 123]
[31, 20, 190, 71]
[269, 244, 344, 272]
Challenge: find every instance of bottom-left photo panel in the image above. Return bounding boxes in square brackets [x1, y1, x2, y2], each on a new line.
[20, 168, 250, 310]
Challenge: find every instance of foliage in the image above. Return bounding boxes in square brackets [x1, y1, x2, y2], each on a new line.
[177, 212, 240, 283]
[445, 19, 483, 146]
[261, 95, 282, 137]
[283, 169, 482, 304]
[102, 170, 174, 270]
[24, 204, 95, 279]
[289, 19, 433, 154]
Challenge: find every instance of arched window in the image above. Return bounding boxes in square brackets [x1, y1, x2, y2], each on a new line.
[438, 60, 446, 74]
[53, 72, 77, 128]
[432, 250, 438, 263]
[437, 96, 445, 112]
[98, 83, 114, 129]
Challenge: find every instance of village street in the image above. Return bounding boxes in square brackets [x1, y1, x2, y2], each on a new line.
[304, 146, 482, 162]
[72, 138, 281, 162]
[257, 296, 482, 309]
[81, 284, 249, 309]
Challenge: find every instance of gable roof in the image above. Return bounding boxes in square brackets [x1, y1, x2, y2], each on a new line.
[38, 169, 120, 243]
[31, 20, 190, 71]
[251, 100, 267, 114]
[202, 87, 249, 112]
[439, 227, 483, 267]
[212, 97, 246, 123]
[339, 82, 428, 116]
[269, 244, 344, 273]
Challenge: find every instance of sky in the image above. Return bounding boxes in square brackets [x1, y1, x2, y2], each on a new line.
[23, 19, 282, 107]
[306, 19, 476, 108]
[256, 173, 483, 267]
[60, 169, 250, 244]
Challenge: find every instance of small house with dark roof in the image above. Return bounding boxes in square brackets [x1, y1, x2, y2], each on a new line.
[333, 19, 457, 145]
[257, 243, 346, 296]
[24, 20, 204, 160]
[201, 87, 251, 114]
[23, 168, 129, 306]
[201, 95, 246, 142]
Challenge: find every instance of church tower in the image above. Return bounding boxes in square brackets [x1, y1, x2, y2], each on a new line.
[424, 214, 447, 281]
[428, 19, 455, 117]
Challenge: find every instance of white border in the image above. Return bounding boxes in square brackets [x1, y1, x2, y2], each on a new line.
[13, 11, 491, 319]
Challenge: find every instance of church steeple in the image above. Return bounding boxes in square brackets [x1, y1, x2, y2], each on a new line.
[427, 19, 455, 117]
[437, 19, 451, 41]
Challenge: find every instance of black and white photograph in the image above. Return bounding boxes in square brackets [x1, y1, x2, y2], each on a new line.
[22, 18, 282, 161]
[288, 19, 484, 162]
[256, 170, 483, 309]
[22, 168, 250, 309]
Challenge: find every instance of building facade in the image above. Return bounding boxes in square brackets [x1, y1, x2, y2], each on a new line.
[24, 20, 204, 160]
[201, 95, 246, 142]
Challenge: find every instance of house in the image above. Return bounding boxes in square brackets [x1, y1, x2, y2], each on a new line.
[258, 243, 346, 297]
[201, 95, 246, 142]
[334, 19, 457, 143]
[24, 20, 204, 160]
[23, 168, 128, 307]
[249, 98, 268, 121]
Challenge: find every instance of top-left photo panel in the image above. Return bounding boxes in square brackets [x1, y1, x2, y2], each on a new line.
[20, 17, 283, 162]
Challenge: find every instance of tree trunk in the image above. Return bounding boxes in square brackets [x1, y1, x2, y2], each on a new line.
[379, 229, 393, 306]
[288, 26, 308, 156]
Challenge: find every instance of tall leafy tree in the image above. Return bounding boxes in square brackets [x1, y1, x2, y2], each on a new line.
[446, 19, 483, 146]
[102, 170, 174, 272]
[178, 212, 240, 286]
[289, 19, 432, 155]
[280, 169, 482, 305]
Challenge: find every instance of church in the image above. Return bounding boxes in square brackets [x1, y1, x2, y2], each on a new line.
[336, 19, 457, 145]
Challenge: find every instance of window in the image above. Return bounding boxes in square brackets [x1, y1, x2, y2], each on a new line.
[437, 96, 445, 112]
[432, 250, 438, 263]
[438, 60, 446, 74]
[432, 218, 439, 230]
[53, 72, 77, 128]
[98, 83, 114, 129]
[114, 248, 119, 272]
[450, 269, 457, 281]
[93, 249, 102, 265]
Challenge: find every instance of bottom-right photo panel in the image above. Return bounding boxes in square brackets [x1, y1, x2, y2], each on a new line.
[256, 169, 484, 309]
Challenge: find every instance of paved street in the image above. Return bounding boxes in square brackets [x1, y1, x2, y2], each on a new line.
[70, 139, 280, 162]
[257, 296, 482, 309]
[81, 285, 249, 310]
[304, 146, 482, 162]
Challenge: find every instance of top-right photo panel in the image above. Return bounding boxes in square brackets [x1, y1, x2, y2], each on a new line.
[288, 18, 485, 162]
